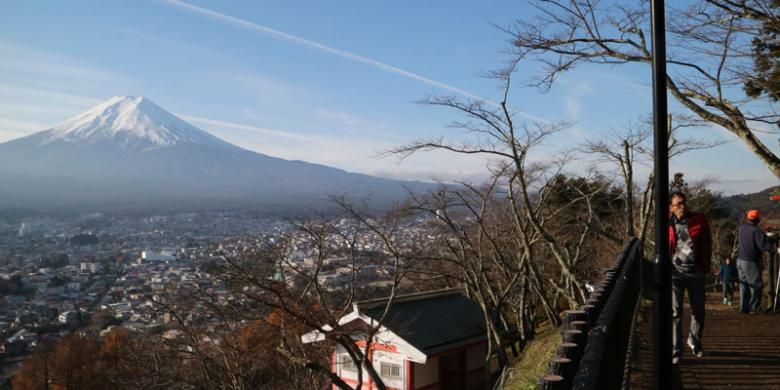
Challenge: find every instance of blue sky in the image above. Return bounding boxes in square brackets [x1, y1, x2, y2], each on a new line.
[0, 0, 776, 194]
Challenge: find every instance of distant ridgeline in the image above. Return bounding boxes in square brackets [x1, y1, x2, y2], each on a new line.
[722, 186, 780, 220]
[70, 233, 99, 246]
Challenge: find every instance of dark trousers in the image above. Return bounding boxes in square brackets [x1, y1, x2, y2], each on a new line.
[672, 275, 705, 355]
[737, 259, 763, 313]
[722, 282, 734, 301]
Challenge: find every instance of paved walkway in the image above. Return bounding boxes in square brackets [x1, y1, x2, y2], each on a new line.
[628, 292, 780, 389]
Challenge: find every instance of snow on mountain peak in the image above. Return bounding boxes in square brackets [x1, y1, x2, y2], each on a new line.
[42, 95, 225, 148]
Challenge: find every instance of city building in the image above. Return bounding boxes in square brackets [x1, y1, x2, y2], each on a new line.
[58, 310, 78, 324]
[303, 289, 487, 390]
[80, 262, 102, 274]
[140, 249, 177, 263]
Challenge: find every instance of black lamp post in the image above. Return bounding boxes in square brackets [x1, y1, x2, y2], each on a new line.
[650, 0, 672, 389]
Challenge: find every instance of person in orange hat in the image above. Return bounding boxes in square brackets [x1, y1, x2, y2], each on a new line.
[736, 209, 775, 313]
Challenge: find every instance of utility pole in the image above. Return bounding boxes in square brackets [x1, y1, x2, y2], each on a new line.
[650, 0, 672, 389]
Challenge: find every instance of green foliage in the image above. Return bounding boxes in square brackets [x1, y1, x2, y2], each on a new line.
[545, 174, 625, 221]
[744, 0, 780, 101]
[670, 173, 688, 195]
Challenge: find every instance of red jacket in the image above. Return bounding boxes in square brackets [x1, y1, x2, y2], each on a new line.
[669, 211, 712, 273]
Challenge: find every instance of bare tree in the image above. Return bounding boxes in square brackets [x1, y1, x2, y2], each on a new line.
[709, 0, 780, 101]
[509, 0, 780, 178]
[579, 122, 651, 240]
[196, 200, 416, 390]
[578, 115, 725, 244]
[403, 169, 551, 370]
[385, 65, 624, 365]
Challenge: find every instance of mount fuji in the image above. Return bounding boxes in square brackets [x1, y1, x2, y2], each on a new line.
[0, 96, 433, 212]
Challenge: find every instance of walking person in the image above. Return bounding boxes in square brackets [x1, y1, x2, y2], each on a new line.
[736, 209, 775, 314]
[718, 257, 737, 306]
[669, 191, 711, 364]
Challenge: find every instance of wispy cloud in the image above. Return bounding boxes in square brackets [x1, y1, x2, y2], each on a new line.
[179, 114, 312, 142]
[588, 71, 652, 97]
[116, 28, 220, 56]
[180, 113, 396, 157]
[0, 118, 51, 143]
[0, 83, 101, 108]
[315, 108, 382, 129]
[312, 108, 407, 140]
[0, 42, 126, 127]
[181, 112, 491, 182]
[0, 102, 86, 118]
[162, 0, 490, 101]
[563, 81, 591, 121]
[0, 41, 120, 83]
[214, 72, 306, 98]
[0, 118, 51, 132]
[161, 0, 549, 124]
[0, 83, 103, 142]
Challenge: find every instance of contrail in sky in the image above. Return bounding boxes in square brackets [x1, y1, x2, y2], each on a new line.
[162, 0, 548, 122]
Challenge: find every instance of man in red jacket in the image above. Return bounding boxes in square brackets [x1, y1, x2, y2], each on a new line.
[669, 191, 712, 364]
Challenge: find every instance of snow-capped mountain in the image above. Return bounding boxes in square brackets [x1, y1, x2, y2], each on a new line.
[40, 96, 231, 149]
[0, 96, 432, 212]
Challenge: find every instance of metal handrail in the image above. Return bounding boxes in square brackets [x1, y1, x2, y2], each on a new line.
[538, 239, 643, 390]
[571, 239, 642, 389]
